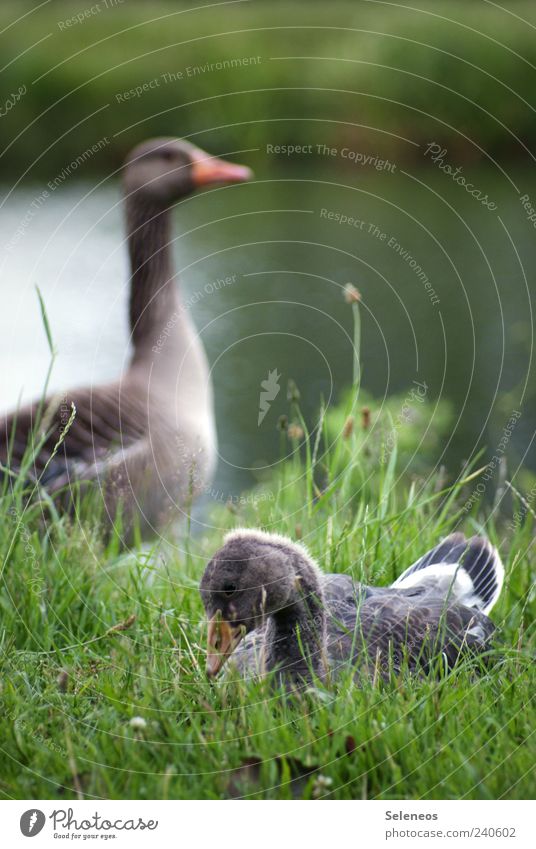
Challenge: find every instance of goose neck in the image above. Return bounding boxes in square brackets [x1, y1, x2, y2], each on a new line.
[126, 193, 179, 355]
[265, 564, 326, 680]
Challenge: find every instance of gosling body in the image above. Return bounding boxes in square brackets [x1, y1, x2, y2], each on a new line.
[200, 530, 504, 684]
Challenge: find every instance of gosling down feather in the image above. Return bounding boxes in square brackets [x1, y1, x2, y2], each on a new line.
[200, 530, 505, 684]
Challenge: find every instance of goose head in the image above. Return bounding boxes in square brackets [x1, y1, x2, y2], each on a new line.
[200, 529, 325, 678]
[123, 137, 252, 205]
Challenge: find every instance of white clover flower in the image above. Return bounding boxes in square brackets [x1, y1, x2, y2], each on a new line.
[312, 774, 333, 798]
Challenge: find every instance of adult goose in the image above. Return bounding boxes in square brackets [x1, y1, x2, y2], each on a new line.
[0, 139, 252, 537]
[200, 530, 505, 684]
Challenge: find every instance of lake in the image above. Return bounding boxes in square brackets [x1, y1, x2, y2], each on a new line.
[1, 161, 535, 511]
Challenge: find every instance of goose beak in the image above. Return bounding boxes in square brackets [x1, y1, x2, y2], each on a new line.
[191, 150, 253, 187]
[206, 615, 244, 678]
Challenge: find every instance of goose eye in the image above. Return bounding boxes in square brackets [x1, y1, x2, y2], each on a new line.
[222, 583, 236, 597]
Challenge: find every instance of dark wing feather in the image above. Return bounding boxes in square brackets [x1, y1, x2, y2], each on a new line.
[0, 381, 147, 484]
[394, 532, 468, 583]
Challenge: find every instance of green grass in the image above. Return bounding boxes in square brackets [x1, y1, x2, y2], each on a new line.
[0, 361, 534, 800]
[1, 0, 534, 802]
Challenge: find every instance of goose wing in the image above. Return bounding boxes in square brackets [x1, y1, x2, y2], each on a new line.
[324, 581, 494, 675]
[0, 381, 147, 483]
[359, 592, 494, 672]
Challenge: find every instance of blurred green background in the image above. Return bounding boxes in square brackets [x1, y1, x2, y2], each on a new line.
[2, 0, 536, 173]
[0, 0, 535, 500]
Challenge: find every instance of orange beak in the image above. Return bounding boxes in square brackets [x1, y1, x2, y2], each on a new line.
[190, 148, 253, 188]
[206, 614, 245, 678]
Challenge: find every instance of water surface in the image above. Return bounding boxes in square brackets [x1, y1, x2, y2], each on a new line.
[1, 163, 534, 507]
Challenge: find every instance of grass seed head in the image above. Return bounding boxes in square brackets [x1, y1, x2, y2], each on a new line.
[344, 283, 361, 304]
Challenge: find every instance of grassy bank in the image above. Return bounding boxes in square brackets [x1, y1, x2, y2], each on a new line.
[0, 376, 534, 800]
[1, 1, 536, 179]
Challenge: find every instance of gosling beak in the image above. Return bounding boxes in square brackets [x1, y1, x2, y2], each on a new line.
[191, 149, 253, 187]
[206, 615, 245, 678]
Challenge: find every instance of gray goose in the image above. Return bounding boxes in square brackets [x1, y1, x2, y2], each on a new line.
[0, 138, 252, 537]
[200, 530, 505, 684]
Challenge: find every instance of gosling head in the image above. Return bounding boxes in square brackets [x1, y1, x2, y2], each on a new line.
[123, 137, 252, 205]
[200, 530, 321, 678]
[200, 529, 317, 678]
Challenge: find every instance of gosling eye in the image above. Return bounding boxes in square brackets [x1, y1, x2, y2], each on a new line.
[222, 583, 236, 598]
